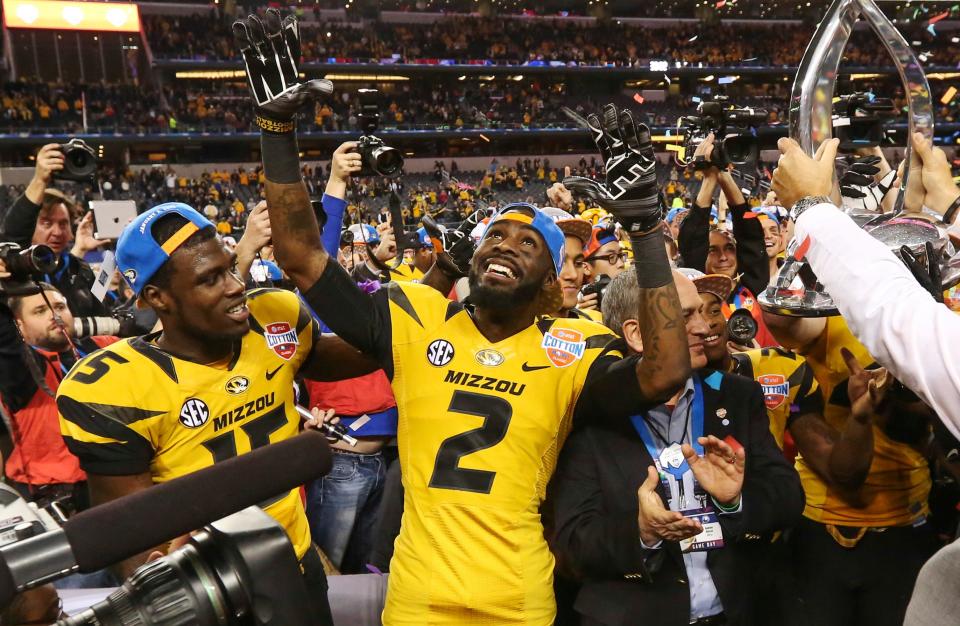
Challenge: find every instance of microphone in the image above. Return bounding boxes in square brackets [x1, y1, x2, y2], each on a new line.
[0, 430, 331, 608]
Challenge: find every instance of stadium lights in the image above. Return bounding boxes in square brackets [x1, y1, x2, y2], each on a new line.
[176, 70, 248, 79]
[323, 74, 410, 81]
[2, 0, 140, 32]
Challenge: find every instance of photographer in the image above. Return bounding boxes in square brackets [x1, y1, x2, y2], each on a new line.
[679, 133, 775, 347]
[0, 278, 117, 513]
[2, 144, 107, 317]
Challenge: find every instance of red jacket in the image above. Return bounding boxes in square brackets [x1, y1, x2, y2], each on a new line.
[5, 335, 118, 485]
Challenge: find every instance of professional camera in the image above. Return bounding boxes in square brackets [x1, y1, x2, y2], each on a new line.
[727, 308, 758, 345]
[58, 507, 319, 626]
[73, 310, 138, 338]
[54, 139, 98, 183]
[355, 89, 403, 178]
[832, 92, 897, 150]
[0, 242, 58, 296]
[580, 274, 611, 310]
[681, 97, 767, 172]
[0, 483, 59, 549]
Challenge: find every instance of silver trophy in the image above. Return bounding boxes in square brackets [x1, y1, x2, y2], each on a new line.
[760, 0, 944, 317]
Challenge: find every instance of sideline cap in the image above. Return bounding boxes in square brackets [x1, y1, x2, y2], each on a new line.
[116, 202, 214, 296]
[584, 224, 620, 259]
[678, 267, 735, 302]
[540, 206, 593, 246]
[481, 202, 565, 275]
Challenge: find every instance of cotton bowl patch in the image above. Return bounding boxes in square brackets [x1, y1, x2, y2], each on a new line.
[758, 374, 789, 410]
[265, 322, 299, 360]
[541, 328, 585, 368]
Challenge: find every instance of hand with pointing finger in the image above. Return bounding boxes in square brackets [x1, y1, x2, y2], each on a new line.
[841, 347, 892, 422]
[772, 137, 839, 211]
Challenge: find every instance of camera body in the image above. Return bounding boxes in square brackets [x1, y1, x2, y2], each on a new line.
[580, 274, 612, 310]
[682, 98, 767, 172]
[355, 89, 403, 178]
[0, 483, 59, 550]
[832, 92, 896, 150]
[0, 242, 58, 296]
[727, 307, 758, 345]
[54, 139, 98, 183]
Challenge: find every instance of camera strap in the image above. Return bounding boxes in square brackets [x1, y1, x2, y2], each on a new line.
[36, 283, 81, 361]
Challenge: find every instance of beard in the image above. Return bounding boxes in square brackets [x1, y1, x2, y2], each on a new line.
[468, 266, 544, 312]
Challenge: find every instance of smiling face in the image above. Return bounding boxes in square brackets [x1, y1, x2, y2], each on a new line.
[559, 235, 587, 310]
[468, 218, 556, 312]
[676, 275, 710, 369]
[706, 230, 737, 278]
[699, 291, 729, 366]
[143, 236, 250, 343]
[761, 218, 785, 260]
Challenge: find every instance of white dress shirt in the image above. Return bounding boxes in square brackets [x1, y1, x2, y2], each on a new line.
[794, 203, 960, 439]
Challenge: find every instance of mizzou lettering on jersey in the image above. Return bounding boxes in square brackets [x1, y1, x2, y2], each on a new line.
[212, 392, 276, 432]
[57, 288, 319, 559]
[443, 369, 526, 396]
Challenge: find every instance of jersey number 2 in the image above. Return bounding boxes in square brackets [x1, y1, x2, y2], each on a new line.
[429, 391, 512, 494]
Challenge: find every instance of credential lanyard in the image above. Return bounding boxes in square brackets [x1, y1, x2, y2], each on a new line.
[630, 375, 704, 455]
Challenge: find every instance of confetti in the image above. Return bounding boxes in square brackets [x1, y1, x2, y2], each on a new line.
[664, 73, 672, 85]
[688, 34, 699, 42]
[716, 0, 726, 7]
[928, 24, 937, 37]
[930, 10, 950, 24]
[942, 86, 958, 104]
[633, 93, 645, 104]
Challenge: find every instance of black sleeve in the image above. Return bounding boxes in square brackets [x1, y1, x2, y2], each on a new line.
[302, 260, 394, 377]
[573, 353, 657, 429]
[784, 363, 824, 431]
[3, 193, 42, 247]
[730, 202, 770, 297]
[545, 428, 656, 581]
[735, 382, 805, 538]
[677, 202, 710, 273]
[0, 304, 39, 412]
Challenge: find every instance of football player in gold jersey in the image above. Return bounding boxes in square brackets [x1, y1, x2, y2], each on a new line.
[241, 22, 691, 620]
[762, 307, 940, 626]
[57, 203, 374, 625]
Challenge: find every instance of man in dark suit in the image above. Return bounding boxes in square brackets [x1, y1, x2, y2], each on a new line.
[547, 268, 805, 626]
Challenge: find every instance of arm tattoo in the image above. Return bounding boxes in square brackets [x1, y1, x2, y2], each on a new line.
[265, 180, 329, 283]
[636, 283, 690, 401]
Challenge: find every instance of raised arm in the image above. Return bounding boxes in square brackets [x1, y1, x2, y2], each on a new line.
[564, 104, 690, 404]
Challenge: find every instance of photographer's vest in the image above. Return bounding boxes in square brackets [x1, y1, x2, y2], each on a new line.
[4, 336, 117, 485]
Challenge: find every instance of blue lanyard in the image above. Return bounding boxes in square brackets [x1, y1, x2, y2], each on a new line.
[34, 343, 89, 376]
[630, 374, 705, 460]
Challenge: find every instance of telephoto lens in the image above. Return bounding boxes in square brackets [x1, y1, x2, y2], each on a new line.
[0, 244, 58, 278]
[73, 317, 121, 339]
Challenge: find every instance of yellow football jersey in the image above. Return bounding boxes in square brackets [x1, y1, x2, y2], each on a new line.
[730, 347, 823, 449]
[379, 281, 617, 625]
[388, 262, 424, 283]
[58, 288, 317, 558]
[797, 316, 930, 527]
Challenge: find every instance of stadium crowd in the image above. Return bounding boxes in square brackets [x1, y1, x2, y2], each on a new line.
[3, 5, 960, 626]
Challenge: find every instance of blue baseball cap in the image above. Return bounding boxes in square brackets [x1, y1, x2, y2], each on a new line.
[415, 227, 433, 249]
[666, 207, 688, 223]
[116, 202, 215, 296]
[481, 202, 565, 275]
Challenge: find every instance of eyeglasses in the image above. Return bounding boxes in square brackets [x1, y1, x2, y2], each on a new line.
[588, 251, 627, 265]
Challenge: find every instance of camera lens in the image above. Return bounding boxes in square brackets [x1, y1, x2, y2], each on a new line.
[372, 146, 403, 178]
[727, 309, 758, 344]
[26, 245, 58, 275]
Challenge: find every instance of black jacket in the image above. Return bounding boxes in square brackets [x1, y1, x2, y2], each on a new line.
[546, 369, 804, 626]
[678, 201, 769, 299]
[2, 192, 106, 317]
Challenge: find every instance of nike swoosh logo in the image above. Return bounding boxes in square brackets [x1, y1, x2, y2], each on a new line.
[265, 365, 283, 380]
[521, 362, 550, 372]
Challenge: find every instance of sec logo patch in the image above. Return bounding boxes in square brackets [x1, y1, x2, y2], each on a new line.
[541, 328, 586, 368]
[179, 398, 209, 428]
[758, 374, 789, 410]
[426, 339, 455, 366]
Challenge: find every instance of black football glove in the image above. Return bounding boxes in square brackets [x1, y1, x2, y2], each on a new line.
[422, 209, 491, 278]
[563, 104, 662, 233]
[840, 155, 896, 213]
[233, 9, 332, 132]
[900, 241, 944, 303]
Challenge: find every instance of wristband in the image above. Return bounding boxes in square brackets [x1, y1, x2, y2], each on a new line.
[713, 496, 741, 513]
[255, 114, 295, 135]
[629, 226, 673, 289]
[942, 194, 960, 225]
[260, 131, 302, 185]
